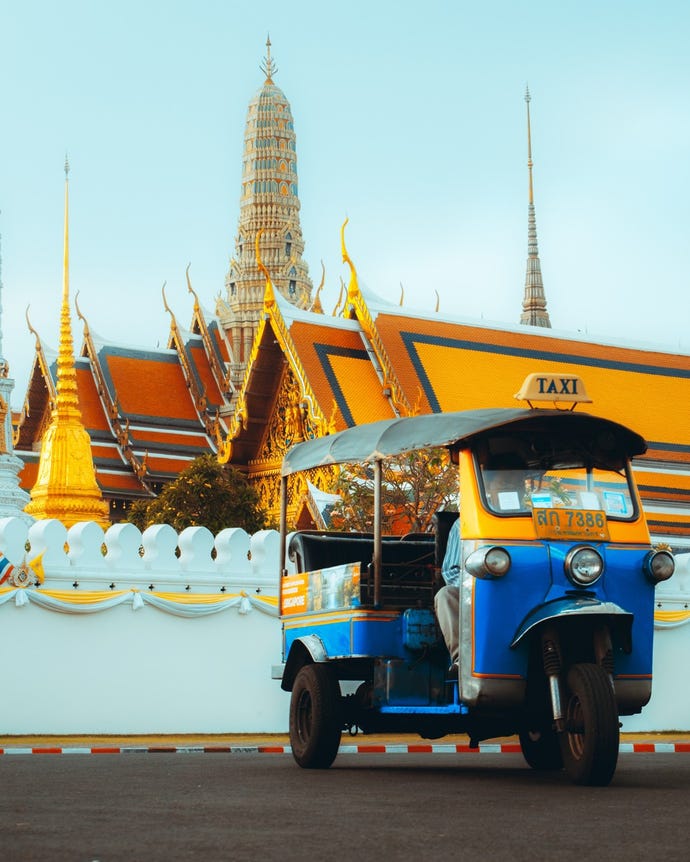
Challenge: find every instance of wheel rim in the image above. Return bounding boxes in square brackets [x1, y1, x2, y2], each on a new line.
[296, 688, 313, 744]
[564, 693, 586, 759]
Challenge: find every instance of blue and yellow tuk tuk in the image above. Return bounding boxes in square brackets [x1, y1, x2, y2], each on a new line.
[276, 374, 674, 785]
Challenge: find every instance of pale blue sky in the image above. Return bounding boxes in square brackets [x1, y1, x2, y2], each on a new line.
[1, 0, 689, 404]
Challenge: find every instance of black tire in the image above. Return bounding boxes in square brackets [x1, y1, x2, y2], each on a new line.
[519, 726, 563, 771]
[289, 664, 342, 769]
[559, 663, 619, 786]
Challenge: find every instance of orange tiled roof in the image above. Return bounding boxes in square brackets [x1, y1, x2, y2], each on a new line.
[17, 458, 38, 490]
[286, 317, 394, 428]
[96, 471, 151, 494]
[369, 306, 690, 464]
[144, 454, 199, 475]
[75, 362, 112, 434]
[96, 346, 200, 424]
[207, 318, 231, 364]
[127, 428, 213, 451]
[186, 341, 225, 408]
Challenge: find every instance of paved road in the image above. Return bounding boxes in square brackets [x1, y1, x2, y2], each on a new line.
[1, 752, 689, 861]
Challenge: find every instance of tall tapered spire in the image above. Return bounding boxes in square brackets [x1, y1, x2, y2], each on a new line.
[25, 161, 110, 528]
[519, 86, 551, 329]
[220, 39, 312, 391]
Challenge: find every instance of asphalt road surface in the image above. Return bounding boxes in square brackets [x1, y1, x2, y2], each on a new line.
[1, 752, 688, 861]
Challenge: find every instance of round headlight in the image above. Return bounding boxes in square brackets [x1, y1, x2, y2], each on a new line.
[465, 546, 511, 579]
[565, 546, 604, 586]
[484, 547, 511, 576]
[644, 550, 675, 584]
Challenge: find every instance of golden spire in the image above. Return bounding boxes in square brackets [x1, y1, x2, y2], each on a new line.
[25, 160, 110, 528]
[55, 156, 81, 416]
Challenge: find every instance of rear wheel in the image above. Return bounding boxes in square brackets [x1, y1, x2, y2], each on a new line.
[519, 725, 563, 771]
[289, 664, 342, 769]
[559, 663, 619, 786]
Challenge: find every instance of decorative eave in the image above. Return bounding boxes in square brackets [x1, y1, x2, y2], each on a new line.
[164, 282, 206, 409]
[26, 310, 57, 407]
[186, 264, 235, 396]
[217, 230, 331, 464]
[162, 282, 223, 443]
[13, 312, 57, 448]
[308, 261, 325, 314]
[339, 220, 411, 416]
[75, 296, 152, 488]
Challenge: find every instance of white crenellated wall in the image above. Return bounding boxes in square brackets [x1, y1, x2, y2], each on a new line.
[0, 517, 289, 734]
[1, 516, 689, 735]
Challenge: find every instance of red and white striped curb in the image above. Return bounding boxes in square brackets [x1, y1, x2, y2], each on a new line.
[1, 741, 689, 756]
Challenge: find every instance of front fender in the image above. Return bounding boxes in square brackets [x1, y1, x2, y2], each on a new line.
[511, 596, 633, 651]
[280, 635, 328, 691]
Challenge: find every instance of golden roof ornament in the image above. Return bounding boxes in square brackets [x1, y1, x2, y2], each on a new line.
[25, 159, 110, 529]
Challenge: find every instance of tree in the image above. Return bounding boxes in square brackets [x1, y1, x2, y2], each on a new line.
[127, 455, 267, 535]
[329, 447, 458, 534]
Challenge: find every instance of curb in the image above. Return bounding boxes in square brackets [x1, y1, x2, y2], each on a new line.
[2, 741, 689, 756]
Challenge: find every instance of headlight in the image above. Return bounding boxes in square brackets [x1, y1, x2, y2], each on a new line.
[565, 546, 604, 586]
[643, 550, 675, 584]
[465, 546, 511, 579]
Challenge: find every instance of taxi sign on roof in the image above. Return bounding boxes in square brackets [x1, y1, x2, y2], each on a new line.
[515, 373, 592, 408]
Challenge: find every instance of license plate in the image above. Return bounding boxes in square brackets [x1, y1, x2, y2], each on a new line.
[532, 508, 609, 541]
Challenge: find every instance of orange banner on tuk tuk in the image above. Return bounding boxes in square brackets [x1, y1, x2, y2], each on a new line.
[281, 563, 361, 616]
[532, 508, 610, 542]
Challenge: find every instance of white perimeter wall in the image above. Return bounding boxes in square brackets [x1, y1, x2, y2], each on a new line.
[1, 517, 689, 735]
[2, 598, 289, 734]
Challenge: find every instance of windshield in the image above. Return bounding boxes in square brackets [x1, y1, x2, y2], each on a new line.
[479, 464, 637, 520]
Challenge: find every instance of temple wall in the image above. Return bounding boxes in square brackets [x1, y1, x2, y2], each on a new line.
[0, 518, 289, 734]
[0, 516, 689, 735]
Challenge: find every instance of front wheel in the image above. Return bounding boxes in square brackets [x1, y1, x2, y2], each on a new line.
[559, 663, 619, 786]
[289, 664, 342, 769]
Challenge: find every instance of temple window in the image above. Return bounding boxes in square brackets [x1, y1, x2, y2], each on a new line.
[289, 280, 296, 296]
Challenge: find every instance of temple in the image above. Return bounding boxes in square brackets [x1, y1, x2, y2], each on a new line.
[10, 44, 690, 547]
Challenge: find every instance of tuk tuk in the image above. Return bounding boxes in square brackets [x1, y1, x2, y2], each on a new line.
[276, 373, 674, 785]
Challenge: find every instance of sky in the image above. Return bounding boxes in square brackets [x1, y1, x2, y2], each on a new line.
[1, 0, 689, 407]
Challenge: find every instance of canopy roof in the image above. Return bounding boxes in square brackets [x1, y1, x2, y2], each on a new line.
[281, 408, 648, 476]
